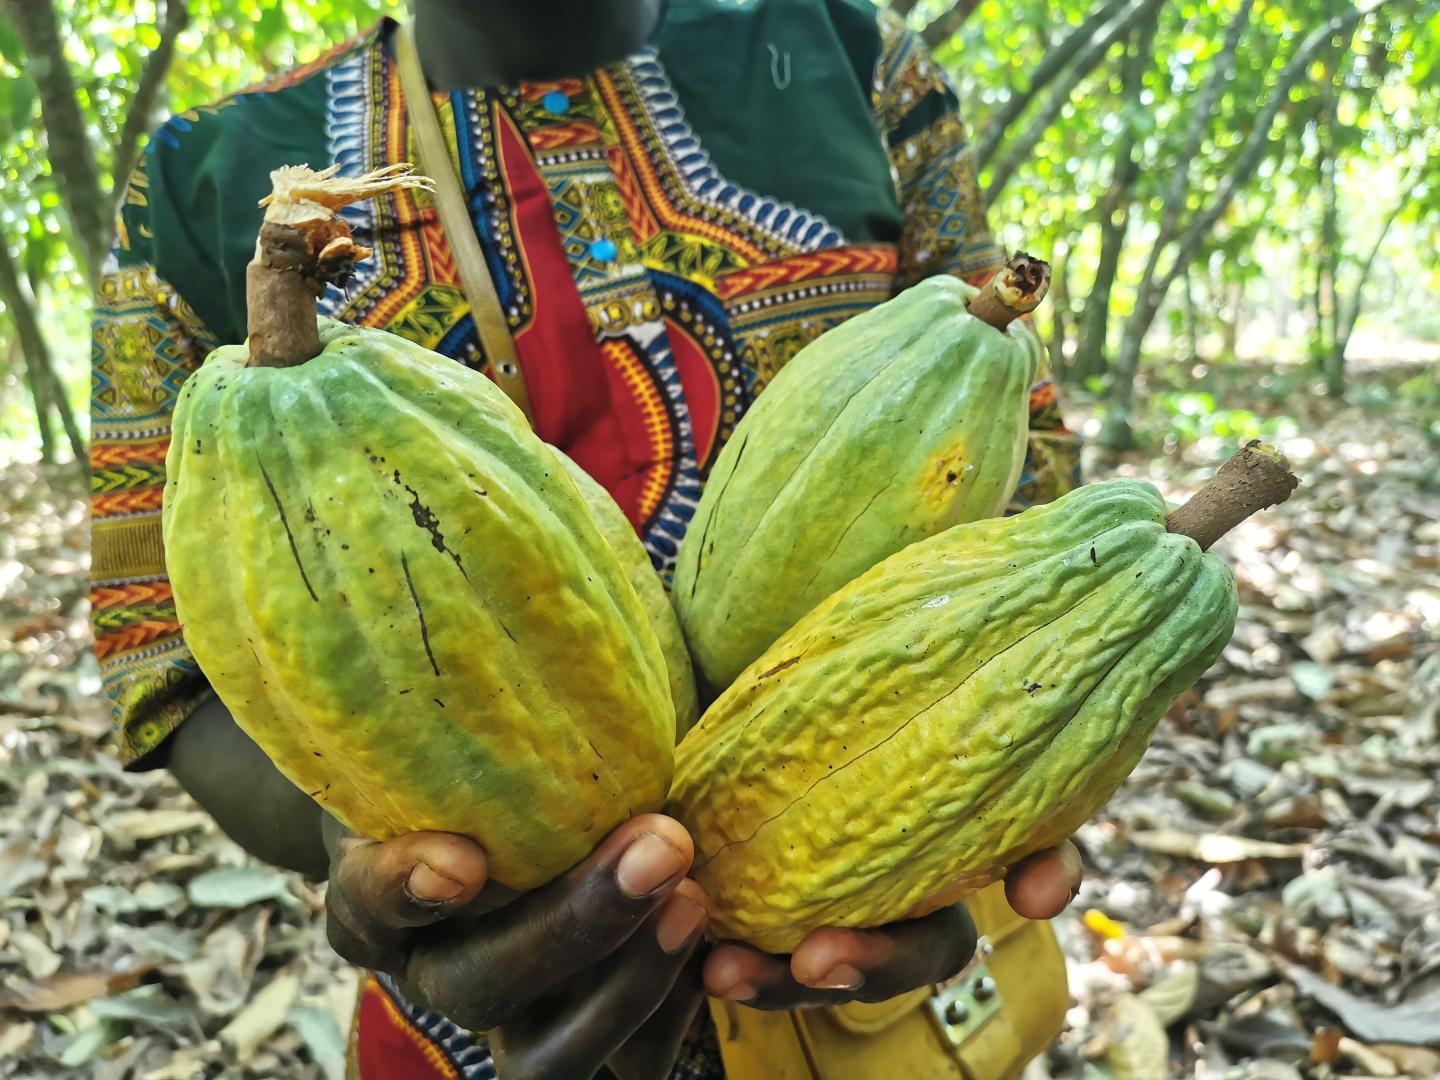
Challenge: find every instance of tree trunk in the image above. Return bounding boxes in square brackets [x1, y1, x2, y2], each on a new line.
[890, 0, 922, 19]
[1328, 175, 1411, 395]
[4, 0, 110, 285]
[7, 334, 55, 463]
[971, 0, 1134, 170]
[1048, 241, 1072, 378]
[0, 240, 85, 465]
[1316, 76, 1341, 374]
[1075, 194, 1132, 382]
[1072, 3, 1161, 381]
[1183, 267, 1200, 363]
[111, 0, 190, 207]
[1100, 1, 1374, 449]
[921, 0, 982, 48]
[44, 349, 86, 462]
[1225, 280, 1244, 355]
[984, 0, 1155, 204]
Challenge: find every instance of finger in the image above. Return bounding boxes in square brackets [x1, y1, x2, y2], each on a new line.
[326, 831, 488, 973]
[605, 949, 708, 1080]
[401, 815, 694, 1031]
[703, 942, 790, 1007]
[490, 880, 709, 1080]
[704, 904, 976, 1011]
[1005, 840, 1083, 920]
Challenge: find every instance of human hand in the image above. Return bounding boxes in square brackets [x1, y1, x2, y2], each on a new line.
[702, 840, 1082, 1009]
[323, 813, 710, 1080]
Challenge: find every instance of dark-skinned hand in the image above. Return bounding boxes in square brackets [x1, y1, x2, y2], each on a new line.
[322, 815, 1082, 1080]
[701, 841, 1083, 1010]
[323, 813, 709, 1080]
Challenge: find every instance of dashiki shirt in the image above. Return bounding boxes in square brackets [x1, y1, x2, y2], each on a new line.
[90, 3, 1079, 1077]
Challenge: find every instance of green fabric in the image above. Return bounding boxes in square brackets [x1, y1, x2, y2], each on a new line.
[121, 0, 912, 348]
[655, 0, 902, 243]
[120, 69, 334, 345]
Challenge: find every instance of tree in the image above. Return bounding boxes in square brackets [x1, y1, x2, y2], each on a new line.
[1, 0, 189, 464]
[4, 0, 189, 288]
[0, 0, 391, 461]
[0, 238, 84, 465]
[1099, 1, 1383, 449]
[983, 0, 1157, 206]
[1070, 0, 1164, 382]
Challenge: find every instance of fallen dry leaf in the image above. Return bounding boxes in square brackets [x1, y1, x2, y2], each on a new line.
[0, 965, 153, 1013]
[1138, 962, 1199, 1026]
[1104, 993, 1171, 1079]
[1336, 1036, 1401, 1076]
[1128, 830, 1310, 863]
[1282, 961, 1440, 1046]
[1310, 1026, 1344, 1065]
[218, 970, 301, 1061]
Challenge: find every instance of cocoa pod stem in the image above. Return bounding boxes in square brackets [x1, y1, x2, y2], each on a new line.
[1165, 440, 1299, 551]
[966, 251, 1052, 331]
[245, 164, 433, 368]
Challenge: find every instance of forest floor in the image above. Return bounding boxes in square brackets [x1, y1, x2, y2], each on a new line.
[1, 363, 1437, 1079]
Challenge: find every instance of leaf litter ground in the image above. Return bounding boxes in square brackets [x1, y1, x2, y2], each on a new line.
[1, 368, 1436, 1079]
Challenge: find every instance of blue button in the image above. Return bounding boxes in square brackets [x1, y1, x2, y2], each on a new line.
[589, 238, 618, 263]
[542, 91, 570, 115]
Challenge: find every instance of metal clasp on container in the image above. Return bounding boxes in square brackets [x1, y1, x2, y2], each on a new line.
[928, 936, 1002, 1047]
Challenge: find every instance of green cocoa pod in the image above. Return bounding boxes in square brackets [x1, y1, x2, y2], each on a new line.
[163, 318, 674, 891]
[669, 446, 1297, 952]
[551, 447, 699, 739]
[674, 265, 1046, 693]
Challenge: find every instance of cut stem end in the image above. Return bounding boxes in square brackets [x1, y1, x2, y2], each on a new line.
[1165, 440, 1299, 551]
[967, 251, 1052, 331]
[244, 164, 435, 368]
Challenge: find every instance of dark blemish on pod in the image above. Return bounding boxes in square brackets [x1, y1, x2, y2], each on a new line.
[259, 461, 318, 602]
[401, 553, 441, 677]
[1090, 545, 1098, 566]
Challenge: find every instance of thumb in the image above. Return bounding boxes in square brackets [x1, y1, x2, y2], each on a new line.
[326, 830, 488, 973]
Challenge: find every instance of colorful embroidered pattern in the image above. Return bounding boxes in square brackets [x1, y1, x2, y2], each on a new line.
[90, 5, 1080, 1072]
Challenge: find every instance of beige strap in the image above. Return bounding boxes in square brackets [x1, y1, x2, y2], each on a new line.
[394, 22, 535, 425]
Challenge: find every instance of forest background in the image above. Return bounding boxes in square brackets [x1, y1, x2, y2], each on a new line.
[0, 1, 1438, 1077]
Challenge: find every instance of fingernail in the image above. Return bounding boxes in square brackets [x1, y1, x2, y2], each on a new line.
[616, 832, 687, 898]
[722, 981, 757, 1002]
[406, 862, 464, 904]
[655, 897, 707, 954]
[1060, 844, 1084, 890]
[812, 963, 863, 990]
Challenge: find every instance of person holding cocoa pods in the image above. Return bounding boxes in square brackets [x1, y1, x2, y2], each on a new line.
[90, 1, 1085, 1077]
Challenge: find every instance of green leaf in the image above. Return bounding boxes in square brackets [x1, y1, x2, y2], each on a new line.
[290, 1005, 348, 1080]
[57, 1021, 120, 1068]
[24, 231, 52, 288]
[7, 77, 35, 133]
[256, 3, 290, 50]
[89, 986, 194, 1027]
[0, 21, 23, 69]
[186, 865, 294, 909]
[1290, 661, 1335, 701]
